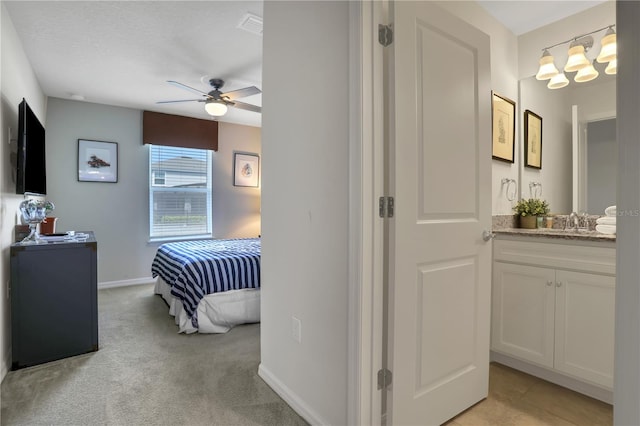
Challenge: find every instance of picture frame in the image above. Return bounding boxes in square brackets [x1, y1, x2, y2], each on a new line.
[524, 109, 543, 169]
[233, 152, 260, 187]
[78, 139, 118, 183]
[491, 91, 516, 163]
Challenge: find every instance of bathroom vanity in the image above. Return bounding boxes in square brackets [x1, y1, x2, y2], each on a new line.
[490, 229, 615, 403]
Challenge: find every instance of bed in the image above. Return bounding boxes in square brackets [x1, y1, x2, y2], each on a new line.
[151, 238, 261, 333]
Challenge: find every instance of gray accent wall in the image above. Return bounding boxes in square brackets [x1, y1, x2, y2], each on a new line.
[45, 97, 261, 284]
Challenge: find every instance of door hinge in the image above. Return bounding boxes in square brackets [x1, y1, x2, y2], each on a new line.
[378, 24, 393, 47]
[378, 368, 393, 390]
[379, 196, 394, 218]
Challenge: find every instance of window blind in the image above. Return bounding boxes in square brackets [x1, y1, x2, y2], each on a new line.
[149, 145, 212, 239]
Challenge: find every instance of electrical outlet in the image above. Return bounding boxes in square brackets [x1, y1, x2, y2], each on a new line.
[291, 316, 301, 343]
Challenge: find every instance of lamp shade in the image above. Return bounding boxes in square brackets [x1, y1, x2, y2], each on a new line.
[574, 61, 599, 83]
[605, 58, 617, 75]
[547, 72, 569, 89]
[535, 50, 559, 80]
[564, 45, 590, 72]
[596, 29, 616, 63]
[204, 101, 228, 116]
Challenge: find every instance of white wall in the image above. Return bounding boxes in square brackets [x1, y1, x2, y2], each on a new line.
[435, 1, 519, 215]
[615, 2, 640, 423]
[45, 98, 261, 285]
[259, 1, 349, 425]
[0, 2, 47, 381]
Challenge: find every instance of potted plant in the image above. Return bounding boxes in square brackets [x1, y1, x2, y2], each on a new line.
[513, 198, 550, 229]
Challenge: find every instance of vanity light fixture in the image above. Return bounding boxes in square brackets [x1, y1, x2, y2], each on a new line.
[547, 72, 570, 89]
[535, 24, 616, 90]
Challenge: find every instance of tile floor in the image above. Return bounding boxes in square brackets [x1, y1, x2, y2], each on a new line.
[445, 363, 613, 426]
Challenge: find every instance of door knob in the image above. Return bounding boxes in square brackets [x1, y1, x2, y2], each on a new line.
[482, 230, 495, 242]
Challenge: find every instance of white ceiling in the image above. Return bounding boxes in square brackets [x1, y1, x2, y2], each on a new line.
[4, 1, 608, 129]
[477, 1, 608, 35]
[4, 1, 264, 127]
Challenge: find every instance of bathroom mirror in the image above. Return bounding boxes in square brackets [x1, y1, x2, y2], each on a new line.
[518, 73, 615, 214]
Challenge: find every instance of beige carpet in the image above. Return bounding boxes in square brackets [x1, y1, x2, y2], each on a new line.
[1, 284, 307, 426]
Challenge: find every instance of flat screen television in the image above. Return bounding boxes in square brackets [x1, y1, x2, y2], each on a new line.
[16, 98, 46, 195]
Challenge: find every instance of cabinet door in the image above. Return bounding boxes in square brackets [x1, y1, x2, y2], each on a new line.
[554, 270, 615, 388]
[492, 262, 555, 368]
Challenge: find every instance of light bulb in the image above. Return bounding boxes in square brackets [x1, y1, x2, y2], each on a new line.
[597, 28, 616, 63]
[535, 50, 559, 80]
[547, 72, 569, 89]
[564, 44, 590, 72]
[574, 61, 599, 83]
[204, 101, 228, 116]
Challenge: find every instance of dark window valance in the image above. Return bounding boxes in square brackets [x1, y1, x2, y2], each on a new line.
[143, 111, 218, 151]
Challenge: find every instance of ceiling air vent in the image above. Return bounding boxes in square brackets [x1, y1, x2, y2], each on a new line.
[238, 13, 263, 36]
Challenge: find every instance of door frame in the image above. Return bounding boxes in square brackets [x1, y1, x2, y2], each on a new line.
[347, 1, 385, 425]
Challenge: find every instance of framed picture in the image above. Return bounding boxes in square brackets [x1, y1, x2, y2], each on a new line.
[233, 153, 260, 187]
[491, 92, 516, 163]
[524, 110, 543, 169]
[78, 139, 118, 182]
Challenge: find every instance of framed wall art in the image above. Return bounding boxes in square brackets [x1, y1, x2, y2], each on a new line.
[524, 109, 543, 169]
[78, 139, 118, 183]
[233, 153, 260, 187]
[491, 92, 516, 163]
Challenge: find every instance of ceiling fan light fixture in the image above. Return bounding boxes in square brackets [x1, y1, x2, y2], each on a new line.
[205, 100, 228, 116]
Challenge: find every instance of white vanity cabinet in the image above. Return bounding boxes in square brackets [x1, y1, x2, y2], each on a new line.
[491, 237, 616, 391]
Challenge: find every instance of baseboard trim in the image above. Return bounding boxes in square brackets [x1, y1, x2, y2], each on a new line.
[1, 346, 10, 383]
[258, 363, 330, 426]
[491, 351, 613, 404]
[98, 277, 156, 289]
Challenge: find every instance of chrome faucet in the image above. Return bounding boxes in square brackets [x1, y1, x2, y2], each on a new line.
[565, 212, 579, 230]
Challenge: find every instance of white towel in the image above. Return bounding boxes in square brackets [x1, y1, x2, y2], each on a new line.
[596, 224, 616, 235]
[596, 216, 616, 226]
[605, 205, 617, 217]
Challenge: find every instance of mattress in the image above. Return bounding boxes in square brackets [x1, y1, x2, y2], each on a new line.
[154, 277, 260, 334]
[151, 238, 260, 329]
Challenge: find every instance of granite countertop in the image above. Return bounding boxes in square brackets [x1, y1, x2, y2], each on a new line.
[492, 227, 616, 242]
[492, 215, 616, 242]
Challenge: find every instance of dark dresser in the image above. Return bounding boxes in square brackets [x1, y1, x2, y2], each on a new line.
[10, 232, 98, 369]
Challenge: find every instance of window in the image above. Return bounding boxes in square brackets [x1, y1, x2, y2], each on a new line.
[149, 145, 212, 239]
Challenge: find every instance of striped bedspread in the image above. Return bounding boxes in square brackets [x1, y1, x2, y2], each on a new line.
[151, 238, 261, 328]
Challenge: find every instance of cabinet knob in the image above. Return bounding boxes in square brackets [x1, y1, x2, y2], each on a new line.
[556, 281, 562, 287]
[546, 280, 553, 286]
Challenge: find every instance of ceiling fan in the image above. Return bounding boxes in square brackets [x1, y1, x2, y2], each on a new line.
[157, 78, 261, 117]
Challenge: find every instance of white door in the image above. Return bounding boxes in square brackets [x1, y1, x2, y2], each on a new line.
[491, 263, 555, 368]
[387, 2, 492, 425]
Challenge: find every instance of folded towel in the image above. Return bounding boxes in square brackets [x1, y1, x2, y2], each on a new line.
[597, 216, 617, 225]
[596, 224, 616, 235]
[605, 205, 617, 217]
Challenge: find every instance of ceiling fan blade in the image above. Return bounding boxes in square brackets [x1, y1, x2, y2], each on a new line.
[156, 99, 204, 104]
[231, 100, 262, 113]
[167, 80, 211, 98]
[222, 86, 261, 101]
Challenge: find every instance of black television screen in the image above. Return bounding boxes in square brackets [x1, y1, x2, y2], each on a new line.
[16, 98, 46, 195]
